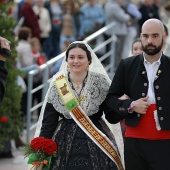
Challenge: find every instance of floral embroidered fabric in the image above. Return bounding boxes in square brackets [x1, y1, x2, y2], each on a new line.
[51, 119, 118, 170]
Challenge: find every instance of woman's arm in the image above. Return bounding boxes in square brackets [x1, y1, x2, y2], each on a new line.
[40, 103, 60, 139]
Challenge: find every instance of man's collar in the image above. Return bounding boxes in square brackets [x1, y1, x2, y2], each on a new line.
[143, 52, 162, 64]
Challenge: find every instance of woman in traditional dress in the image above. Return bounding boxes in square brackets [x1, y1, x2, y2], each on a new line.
[34, 41, 124, 170]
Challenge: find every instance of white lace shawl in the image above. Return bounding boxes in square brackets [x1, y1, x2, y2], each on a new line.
[47, 71, 109, 119]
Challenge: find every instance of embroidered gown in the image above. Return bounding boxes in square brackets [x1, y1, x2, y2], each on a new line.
[40, 72, 120, 170]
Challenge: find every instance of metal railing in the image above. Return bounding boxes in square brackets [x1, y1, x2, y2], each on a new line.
[26, 21, 117, 142]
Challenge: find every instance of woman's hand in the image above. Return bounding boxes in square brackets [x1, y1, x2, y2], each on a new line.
[119, 94, 130, 100]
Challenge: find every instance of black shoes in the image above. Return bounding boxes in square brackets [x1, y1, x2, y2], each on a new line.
[0, 151, 13, 158]
[15, 137, 25, 148]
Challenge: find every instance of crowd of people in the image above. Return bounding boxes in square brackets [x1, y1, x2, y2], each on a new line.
[1, 0, 170, 170]
[9, 0, 170, 70]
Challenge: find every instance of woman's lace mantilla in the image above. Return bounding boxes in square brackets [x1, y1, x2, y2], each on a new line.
[47, 71, 110, 119]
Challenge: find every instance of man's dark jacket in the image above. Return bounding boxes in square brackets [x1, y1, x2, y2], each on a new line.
[0, 61, 8, 102]
[106, 54, 170, 130]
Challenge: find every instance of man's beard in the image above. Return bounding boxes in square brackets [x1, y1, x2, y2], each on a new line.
[142, 39, 163, 55]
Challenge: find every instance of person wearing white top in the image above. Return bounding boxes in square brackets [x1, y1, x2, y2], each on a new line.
[33, 0, 52, 59]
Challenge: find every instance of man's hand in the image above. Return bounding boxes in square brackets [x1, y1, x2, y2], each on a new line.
[119, 94, 130, 100]
[0, 37, 11, 61]
[133, 96, 150, 114]
[0, 37, 11, 51]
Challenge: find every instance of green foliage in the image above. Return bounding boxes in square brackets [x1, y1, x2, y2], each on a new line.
[0, 1, 24, 151]
[24, 142, 54, 170]
[24, 143, 47, 162]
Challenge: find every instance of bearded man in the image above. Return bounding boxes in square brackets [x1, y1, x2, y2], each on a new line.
[106, 18, 170, 170]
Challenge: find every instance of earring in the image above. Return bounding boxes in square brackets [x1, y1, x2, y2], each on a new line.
[67, 65, 70, 72]
[86, 65, 89, 71]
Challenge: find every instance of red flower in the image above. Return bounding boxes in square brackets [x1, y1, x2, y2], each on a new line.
[0, 116, 8, 123]
[41, 139, 57, 155]
[30, 137, 57, 155]
[24, 136, 58, 169]
[31, 137, 44, 151]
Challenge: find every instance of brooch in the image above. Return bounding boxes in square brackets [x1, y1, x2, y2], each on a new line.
[155, 70, 162, 80]
[158, 70, 161, 75]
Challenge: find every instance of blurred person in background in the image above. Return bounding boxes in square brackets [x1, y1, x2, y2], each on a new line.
[161, 2, 170, 56]
[33, 0, 52, 59]
[17, 0, 25, 20]
[104, 0, 130, 69]
[44, 0, 63, 59]
[131, 38, 142, 56]
[16, 27, 38, 122]
[50, 40, 73, 76]
[59, 0, 77, 51]
[121, 0, 142, 60]
[15, 27, 40, 148]
[78, 0, 105, 42]
[30, 37, 47, 66]
[21, 0, 41, 40]
[159, 1, 170, 25]
[138, 0, 160, 34]
[29, 37, 47, 117]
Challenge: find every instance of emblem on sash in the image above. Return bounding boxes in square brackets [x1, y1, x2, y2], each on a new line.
[60, 83, 69, 95]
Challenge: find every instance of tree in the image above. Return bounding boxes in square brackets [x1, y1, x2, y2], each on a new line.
[0, 1, 24, 151]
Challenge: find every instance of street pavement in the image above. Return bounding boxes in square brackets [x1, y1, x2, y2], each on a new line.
[0, 129, 35, 170]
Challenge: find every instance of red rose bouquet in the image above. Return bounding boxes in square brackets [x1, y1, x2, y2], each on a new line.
[24, 137, 58, 170]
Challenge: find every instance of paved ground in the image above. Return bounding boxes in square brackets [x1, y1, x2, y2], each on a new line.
[0, 129, 35, 170]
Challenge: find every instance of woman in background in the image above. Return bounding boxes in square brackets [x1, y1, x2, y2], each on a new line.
[131, 38, 142, 56]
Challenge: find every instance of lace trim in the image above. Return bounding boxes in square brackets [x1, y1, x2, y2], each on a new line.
[154, 110, 161, 131]
[47, 72, 110, 119]
[51, 120, 118, 170]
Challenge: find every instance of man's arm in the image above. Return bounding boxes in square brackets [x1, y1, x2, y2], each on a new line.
[0, 37, 11, 102]
[0, 60, 8, 102]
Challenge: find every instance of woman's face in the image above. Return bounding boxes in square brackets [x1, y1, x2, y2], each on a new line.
[132, 41, 143, 56]
[67, 47, 89, 74]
